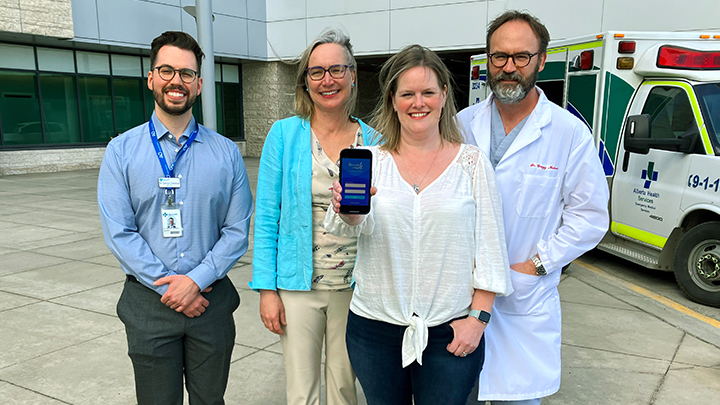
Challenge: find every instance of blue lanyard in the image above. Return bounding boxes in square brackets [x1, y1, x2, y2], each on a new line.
[149, 119, 198, 179]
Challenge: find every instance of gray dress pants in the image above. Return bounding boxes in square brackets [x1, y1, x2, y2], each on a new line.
[117, 276, 240, 405]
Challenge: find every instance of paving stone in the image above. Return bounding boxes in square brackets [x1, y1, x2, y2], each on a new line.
[654, 364, 720, 405]
[0, 381, 66, 404]
[562, 300, 683, 361]
[49, 281, 123, 316]
[0, 301, 122, 369]
[31, 237, 110, 261]
[0, 250, 71, 276]
[559, 276, 639, 311]
[0, 291, 39, 312]
[673, 334, 720, 368]
[0, 331, 134, 405]
[0, 260, 125, 300]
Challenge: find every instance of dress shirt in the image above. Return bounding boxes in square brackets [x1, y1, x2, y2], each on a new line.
[98, 112, 254, 295]
[325, 144, 512, 367]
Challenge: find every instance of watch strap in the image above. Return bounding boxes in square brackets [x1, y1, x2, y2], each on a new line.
[468, 309, 491, 325]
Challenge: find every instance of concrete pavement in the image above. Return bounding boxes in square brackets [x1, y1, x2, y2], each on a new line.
[1, 158, 719, 404]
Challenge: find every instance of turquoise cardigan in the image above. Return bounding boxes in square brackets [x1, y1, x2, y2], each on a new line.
[249, 116, 378, 291]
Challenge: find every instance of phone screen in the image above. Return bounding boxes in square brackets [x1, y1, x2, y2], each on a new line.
[339, 149, 372, 214]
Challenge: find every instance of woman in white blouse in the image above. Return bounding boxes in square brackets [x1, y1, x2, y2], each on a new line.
[325, 44, 513, 404]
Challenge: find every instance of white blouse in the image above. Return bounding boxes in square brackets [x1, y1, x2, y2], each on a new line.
[325, 144, 512, 367]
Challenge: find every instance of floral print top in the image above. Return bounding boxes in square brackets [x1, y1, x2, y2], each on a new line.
[310, 127, 364, 291]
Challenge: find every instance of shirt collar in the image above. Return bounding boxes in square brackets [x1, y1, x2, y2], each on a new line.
[150, 111, 203, 143]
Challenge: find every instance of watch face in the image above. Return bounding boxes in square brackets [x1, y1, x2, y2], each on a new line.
[477, 310, 491, 324]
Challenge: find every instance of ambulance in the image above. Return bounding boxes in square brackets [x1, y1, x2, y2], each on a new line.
[468, 31, 720, 306]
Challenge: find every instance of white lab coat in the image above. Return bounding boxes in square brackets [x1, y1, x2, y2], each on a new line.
[457, 88, 609, 400]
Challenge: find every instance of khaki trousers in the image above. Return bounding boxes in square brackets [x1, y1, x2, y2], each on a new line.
[277, 289, 357, 405]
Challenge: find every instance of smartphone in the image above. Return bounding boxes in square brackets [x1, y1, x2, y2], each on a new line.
[339, 148, 373, 215]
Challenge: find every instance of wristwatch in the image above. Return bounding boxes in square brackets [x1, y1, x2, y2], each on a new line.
[531, 255, 547, 276]
[468, 309, 491, 325]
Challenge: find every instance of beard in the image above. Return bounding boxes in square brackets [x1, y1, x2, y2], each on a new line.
[153, 83, 197, 116]
[487, 64, 539, 104]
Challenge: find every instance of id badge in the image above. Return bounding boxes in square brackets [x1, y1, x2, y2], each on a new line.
[159, 177, 181, 189]
[161, 204, 183, 238]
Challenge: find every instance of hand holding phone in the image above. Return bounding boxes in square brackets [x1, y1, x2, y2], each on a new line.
[338, 148, 373, 215]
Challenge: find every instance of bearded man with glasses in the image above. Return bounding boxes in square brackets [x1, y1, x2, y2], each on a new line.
[98, 31, 254, 404]
[458, 11, 609, 405]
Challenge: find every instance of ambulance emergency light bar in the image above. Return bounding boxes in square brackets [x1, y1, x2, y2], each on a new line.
[657, 46, 720, 70]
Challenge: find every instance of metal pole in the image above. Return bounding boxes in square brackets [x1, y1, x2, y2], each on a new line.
[195, 0, 216, 131]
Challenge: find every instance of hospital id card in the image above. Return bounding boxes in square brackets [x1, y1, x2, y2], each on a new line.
[161, 204, 183, 238]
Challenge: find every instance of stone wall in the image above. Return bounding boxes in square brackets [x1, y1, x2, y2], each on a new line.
[0, 147, 106, 175]
[0, 142, 246, 176]
[0, 0, 73, 38]
[242, 61, 297, 157]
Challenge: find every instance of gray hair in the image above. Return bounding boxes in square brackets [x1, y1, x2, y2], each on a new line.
[293, 28, 358, 121]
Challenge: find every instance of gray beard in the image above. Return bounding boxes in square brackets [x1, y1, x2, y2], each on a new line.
[488, 68, 538, 104]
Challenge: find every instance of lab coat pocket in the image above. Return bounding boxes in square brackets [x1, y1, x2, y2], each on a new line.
[516, 174, 560, 218]
[495, 269, 544, 315]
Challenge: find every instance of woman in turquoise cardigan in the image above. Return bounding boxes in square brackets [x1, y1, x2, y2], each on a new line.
[249, 28, 376, 405]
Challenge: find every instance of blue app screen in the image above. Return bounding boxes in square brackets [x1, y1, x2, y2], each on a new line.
[341, 158, 370, 206]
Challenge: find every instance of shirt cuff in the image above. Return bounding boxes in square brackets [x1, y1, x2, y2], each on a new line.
[186, 263, 216, 292]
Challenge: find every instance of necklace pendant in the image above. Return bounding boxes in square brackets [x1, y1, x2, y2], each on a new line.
[413, 184, 420, 194]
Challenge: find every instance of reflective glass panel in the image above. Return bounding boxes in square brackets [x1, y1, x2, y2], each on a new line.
[76, 51, 110, 75]
[223, 82, 243, 139]
[37, 48, 75, 73]
[112, 55, 143, 77]
[78, 76, 114, 142]
[39, 74, 81, 144]
[114, 78, 146, 134]
[0, 44, 35, 70]
[0, 71, 43, 145]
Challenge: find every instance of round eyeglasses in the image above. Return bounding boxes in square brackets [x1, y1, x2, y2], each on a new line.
[488, 52, 539, 68]
[306, 64, 353, 81]
[154, 66, 199, 83]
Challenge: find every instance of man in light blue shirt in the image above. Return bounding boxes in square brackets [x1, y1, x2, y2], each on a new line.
[98, 31, 253, 405]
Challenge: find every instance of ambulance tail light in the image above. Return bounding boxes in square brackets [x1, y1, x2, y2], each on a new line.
[579, 50, 594, 70]
[471, 65, 479, 80]
[618, 41, 636, 54]
[657, 46, 720, 70]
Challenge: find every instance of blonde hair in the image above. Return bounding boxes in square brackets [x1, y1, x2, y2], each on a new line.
[370, 44, 462, 152]
[293, 28, 358, 121]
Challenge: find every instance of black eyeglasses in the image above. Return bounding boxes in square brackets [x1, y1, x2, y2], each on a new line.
[488, 52, 539, 68]
[306, 64, 353, 81]
[154, 65, 199, 83]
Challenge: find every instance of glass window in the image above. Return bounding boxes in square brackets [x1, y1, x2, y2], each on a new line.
[216, 82, 224, 133]
[144, 85, 154, 121]
[223, 82, 243, 139]
[143, 57, 152, 76]
[113, 78, 146, 134]
[214, 64, 222, 82]
[695, 83, 720, 149]
[76, 51, 110, 75]
[78, 76, 114, 142]
[0, 71, 43, 145]
[39, 74, 81, 144]
[37, 48, 75, 73]
[0, 44, 35, 70]
[222, 64, 239, 83]
[112, 55, 143, 77]
[642, 86, 696, 140]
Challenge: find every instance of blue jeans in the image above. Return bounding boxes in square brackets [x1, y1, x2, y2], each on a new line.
[346, 311, 485, 405]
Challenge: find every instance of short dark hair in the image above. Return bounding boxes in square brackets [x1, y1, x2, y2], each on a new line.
[150, 31, 205, 72]
[486, 10, 550, 54]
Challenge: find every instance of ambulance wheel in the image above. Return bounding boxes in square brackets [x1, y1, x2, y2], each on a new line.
[673, 222, 720, 307]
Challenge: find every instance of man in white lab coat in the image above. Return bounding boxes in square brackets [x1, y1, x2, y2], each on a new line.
[457, 10, 609, 404]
